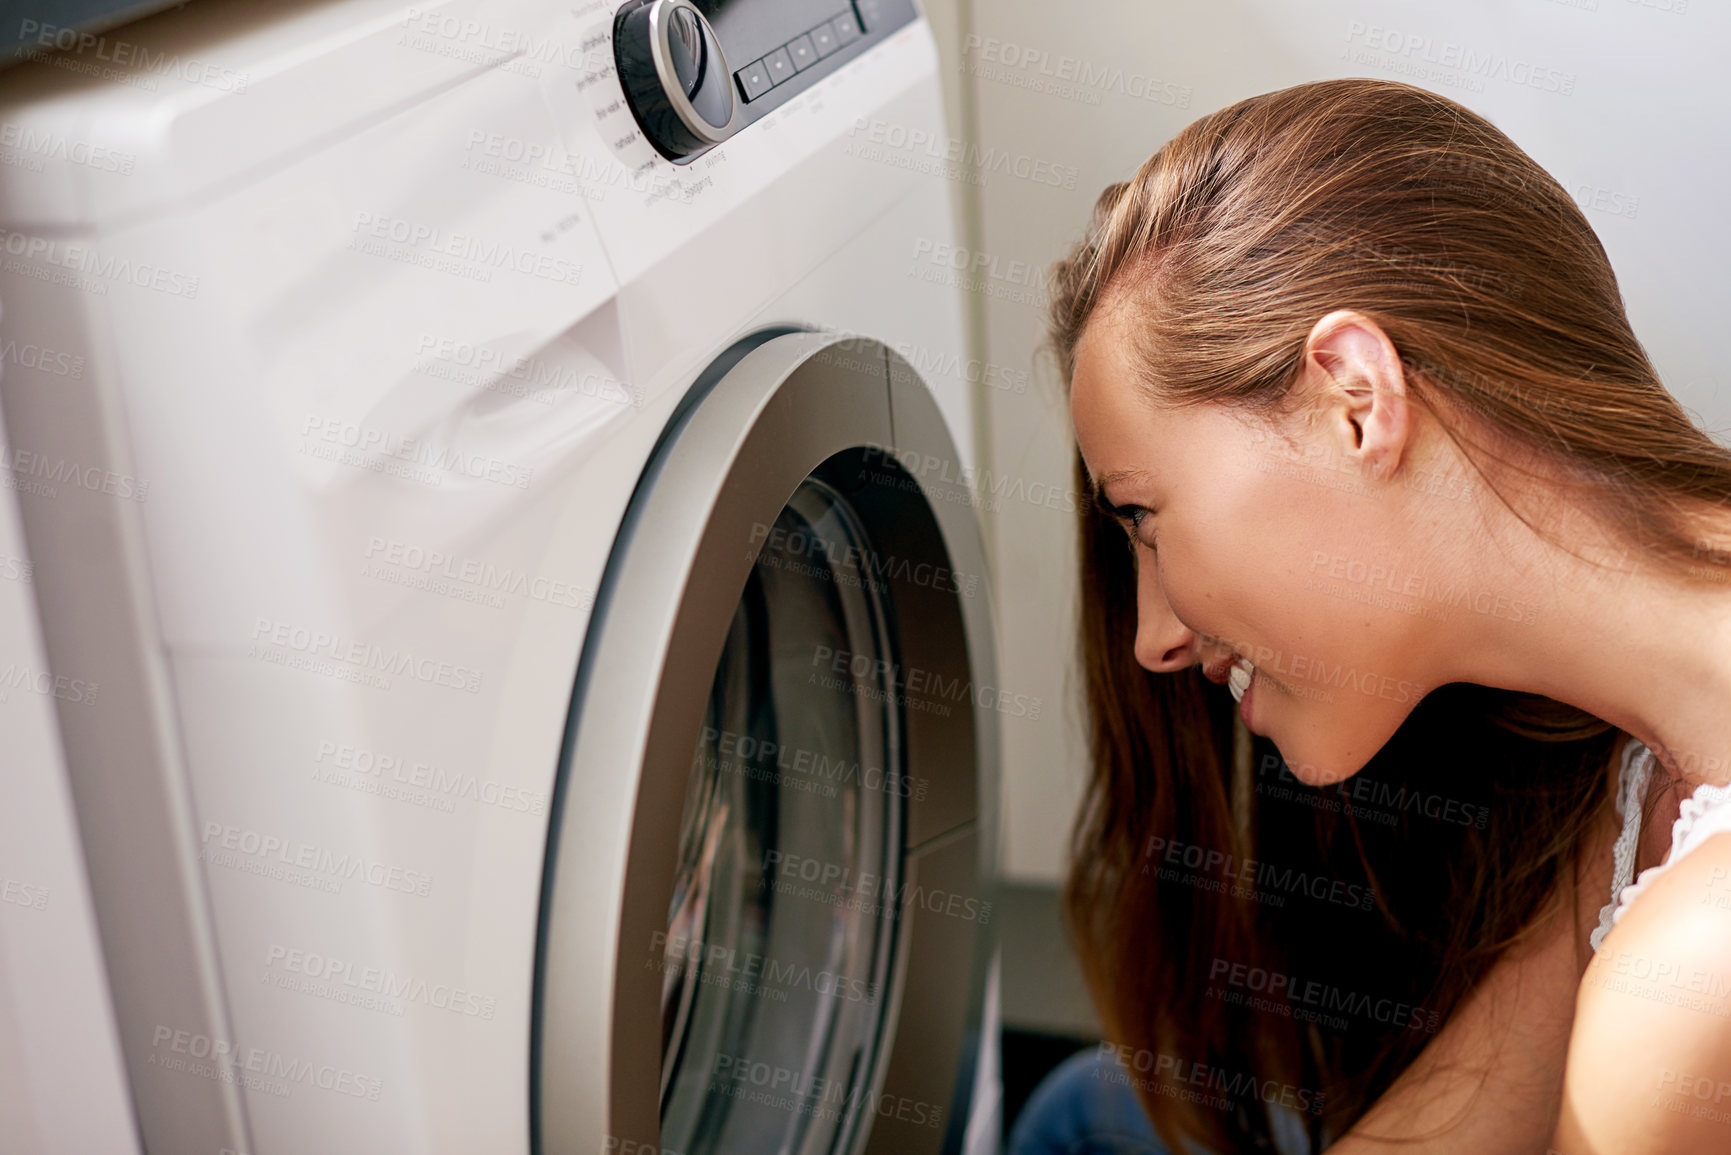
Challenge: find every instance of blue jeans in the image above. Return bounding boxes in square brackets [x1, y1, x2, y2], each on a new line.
[1007, 1047, 1312, 1155]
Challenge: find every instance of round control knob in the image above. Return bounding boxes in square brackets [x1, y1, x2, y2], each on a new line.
[614, 0, 738, 163]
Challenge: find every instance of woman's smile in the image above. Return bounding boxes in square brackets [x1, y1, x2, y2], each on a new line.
[1229, 657, 1256, 728]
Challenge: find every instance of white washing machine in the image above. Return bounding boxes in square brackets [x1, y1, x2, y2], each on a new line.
[0, 1, 1001, 1152]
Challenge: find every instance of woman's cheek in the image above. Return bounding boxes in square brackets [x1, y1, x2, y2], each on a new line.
[1157, 531, 1242, 644]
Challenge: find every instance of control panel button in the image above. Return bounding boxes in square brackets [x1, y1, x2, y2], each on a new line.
[786, 33, 816, 71]
[615, 0, 737, 162]
[831, 12, 862, 46]
[737, 59, 773, 100]
[810, 22, 838, 57]
[762, 46, 794, 86]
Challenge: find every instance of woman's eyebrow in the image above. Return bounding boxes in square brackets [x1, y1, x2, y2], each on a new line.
[1088, 468, 1151, 504]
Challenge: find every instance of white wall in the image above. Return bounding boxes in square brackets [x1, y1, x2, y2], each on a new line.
[922, 0, 1731, 883]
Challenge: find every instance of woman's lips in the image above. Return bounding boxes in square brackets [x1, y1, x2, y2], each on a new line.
[1203, 654, 1251, 686]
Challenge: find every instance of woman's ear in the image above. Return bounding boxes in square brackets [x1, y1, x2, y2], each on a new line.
[1297, 309, 1413, 480]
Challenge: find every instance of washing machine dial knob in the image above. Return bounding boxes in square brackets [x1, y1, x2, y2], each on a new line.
[614, 0, 738, 163]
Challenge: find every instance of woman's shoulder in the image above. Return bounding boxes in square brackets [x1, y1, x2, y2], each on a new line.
[1583, 820, 1731, 1003]
[1559, 827, 1731, 1151]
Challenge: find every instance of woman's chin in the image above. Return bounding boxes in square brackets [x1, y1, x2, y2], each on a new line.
[1268, 741, 1363, 788]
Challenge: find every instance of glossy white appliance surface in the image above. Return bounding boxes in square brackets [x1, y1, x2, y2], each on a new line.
[0, 1, 990, 1152]
[0, 405, 139, 1155]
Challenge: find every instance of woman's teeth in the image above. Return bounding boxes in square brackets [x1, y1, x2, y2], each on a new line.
[1228, 658, 1253, 703]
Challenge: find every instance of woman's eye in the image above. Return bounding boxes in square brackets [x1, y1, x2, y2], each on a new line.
[1120, 507, 1155, 552]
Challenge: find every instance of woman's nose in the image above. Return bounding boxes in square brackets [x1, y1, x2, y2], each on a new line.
[1132, 549, 1196, 673]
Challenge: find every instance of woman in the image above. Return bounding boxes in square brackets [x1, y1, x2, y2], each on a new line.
[1015, 77, 1731, 1154]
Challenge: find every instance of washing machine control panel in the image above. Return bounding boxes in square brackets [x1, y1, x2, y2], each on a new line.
[614, 0, 738, 161]
[614, 0, 917, 163]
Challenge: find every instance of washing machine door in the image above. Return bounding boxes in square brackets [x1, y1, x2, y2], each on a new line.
[535, 332, 997, 1155]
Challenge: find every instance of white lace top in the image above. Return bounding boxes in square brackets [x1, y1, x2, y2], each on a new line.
[1589, 736, 1731, 953]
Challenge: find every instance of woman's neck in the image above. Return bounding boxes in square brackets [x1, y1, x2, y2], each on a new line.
[1428, 499, 1731, 788]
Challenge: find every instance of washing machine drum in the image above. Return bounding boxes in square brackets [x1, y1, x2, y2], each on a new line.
[536, 332, 996, 1155]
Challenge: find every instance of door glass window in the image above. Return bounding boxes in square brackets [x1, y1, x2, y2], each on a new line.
[659, 476, 906, 1155]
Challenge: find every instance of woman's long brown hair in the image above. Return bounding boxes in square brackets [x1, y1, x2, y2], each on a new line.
[1050, 77, 1731, 1152]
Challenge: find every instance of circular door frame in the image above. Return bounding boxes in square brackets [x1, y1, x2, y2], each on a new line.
[533, 331, 1000, 1154]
